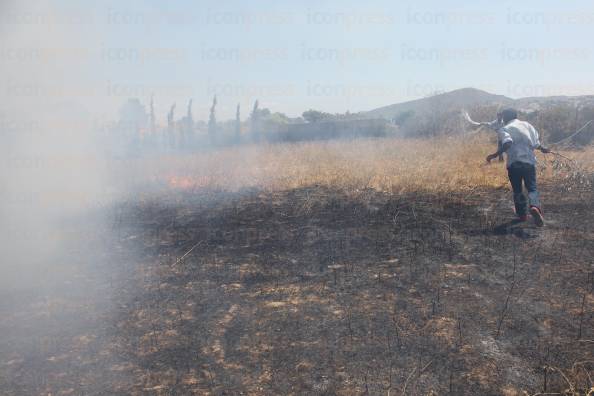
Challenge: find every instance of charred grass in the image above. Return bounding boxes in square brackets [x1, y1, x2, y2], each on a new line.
[99, 183, 592, 396]
[1, 137, 593, 395]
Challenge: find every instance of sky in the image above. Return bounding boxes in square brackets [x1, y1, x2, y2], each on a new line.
[2, 0, 594, 121]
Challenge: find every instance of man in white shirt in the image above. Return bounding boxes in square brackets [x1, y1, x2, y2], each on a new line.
[486, 108, 550, 226]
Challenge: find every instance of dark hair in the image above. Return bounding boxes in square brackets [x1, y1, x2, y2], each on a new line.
[501, 108, 518, 124]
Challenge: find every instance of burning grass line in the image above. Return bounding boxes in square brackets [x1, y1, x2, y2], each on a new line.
[128, 136, 594, 204]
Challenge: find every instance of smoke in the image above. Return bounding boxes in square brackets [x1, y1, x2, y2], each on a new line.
[0, 0, 110, 290]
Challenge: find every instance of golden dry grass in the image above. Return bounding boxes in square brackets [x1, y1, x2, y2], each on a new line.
[119, 133, 594, 194]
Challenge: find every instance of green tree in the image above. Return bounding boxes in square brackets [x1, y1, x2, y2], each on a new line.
[235, 103, 241, 143]
[208, 95, 217, 144]
[251, 100, 260, 142]
[167, 103, 176, 149]
[302, 109, 332, 123]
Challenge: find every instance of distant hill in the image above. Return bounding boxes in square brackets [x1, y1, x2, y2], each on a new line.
[364, 87, 594, 121]
[361, 87, 594, 141]
[364, 88, 513, 120]
[514, 94, 594, 110]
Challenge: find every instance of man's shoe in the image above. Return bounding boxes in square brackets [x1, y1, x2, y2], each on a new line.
[530, 206, 544, 227]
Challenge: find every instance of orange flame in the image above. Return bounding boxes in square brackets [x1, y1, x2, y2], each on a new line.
[167, 175, 218, 190]
[168, 176, 196, 189]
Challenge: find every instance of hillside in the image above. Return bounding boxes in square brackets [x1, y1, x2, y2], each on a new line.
[360, 88, 594, 142]
[364, 87, 594, 120]
[364, 88, 513, 120]
[515, 94, 594, 110]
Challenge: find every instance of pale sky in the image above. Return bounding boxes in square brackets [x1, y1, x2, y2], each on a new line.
[2, 0, 594, 121]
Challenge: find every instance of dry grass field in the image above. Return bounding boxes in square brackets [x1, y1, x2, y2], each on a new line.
[116, 133, 594, 195]
[1, 134, 593, 395]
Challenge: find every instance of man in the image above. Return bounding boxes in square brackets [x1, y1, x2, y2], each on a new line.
[486, 108, 550, 227]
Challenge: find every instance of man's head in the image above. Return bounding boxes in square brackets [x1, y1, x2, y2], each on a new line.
[500, 108, 518, 124]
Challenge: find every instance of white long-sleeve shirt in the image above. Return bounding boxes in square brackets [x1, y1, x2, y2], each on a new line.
[497, 119, 541, 167]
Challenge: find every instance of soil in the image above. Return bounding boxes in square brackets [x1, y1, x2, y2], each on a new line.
[1, 182, 592, 395]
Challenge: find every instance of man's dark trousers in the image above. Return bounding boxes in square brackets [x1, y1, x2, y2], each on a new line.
[507, 161, 540, 217]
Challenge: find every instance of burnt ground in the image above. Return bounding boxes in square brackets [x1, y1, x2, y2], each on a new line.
[0, 183, 593, 395]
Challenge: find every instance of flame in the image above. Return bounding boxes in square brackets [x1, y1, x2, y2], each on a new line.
[167, 175, 218, 190]
[168, 176, 196, 189]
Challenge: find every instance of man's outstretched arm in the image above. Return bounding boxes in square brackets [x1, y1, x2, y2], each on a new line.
[529, 124, 550, 153]
[486, 141, 512, 163]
